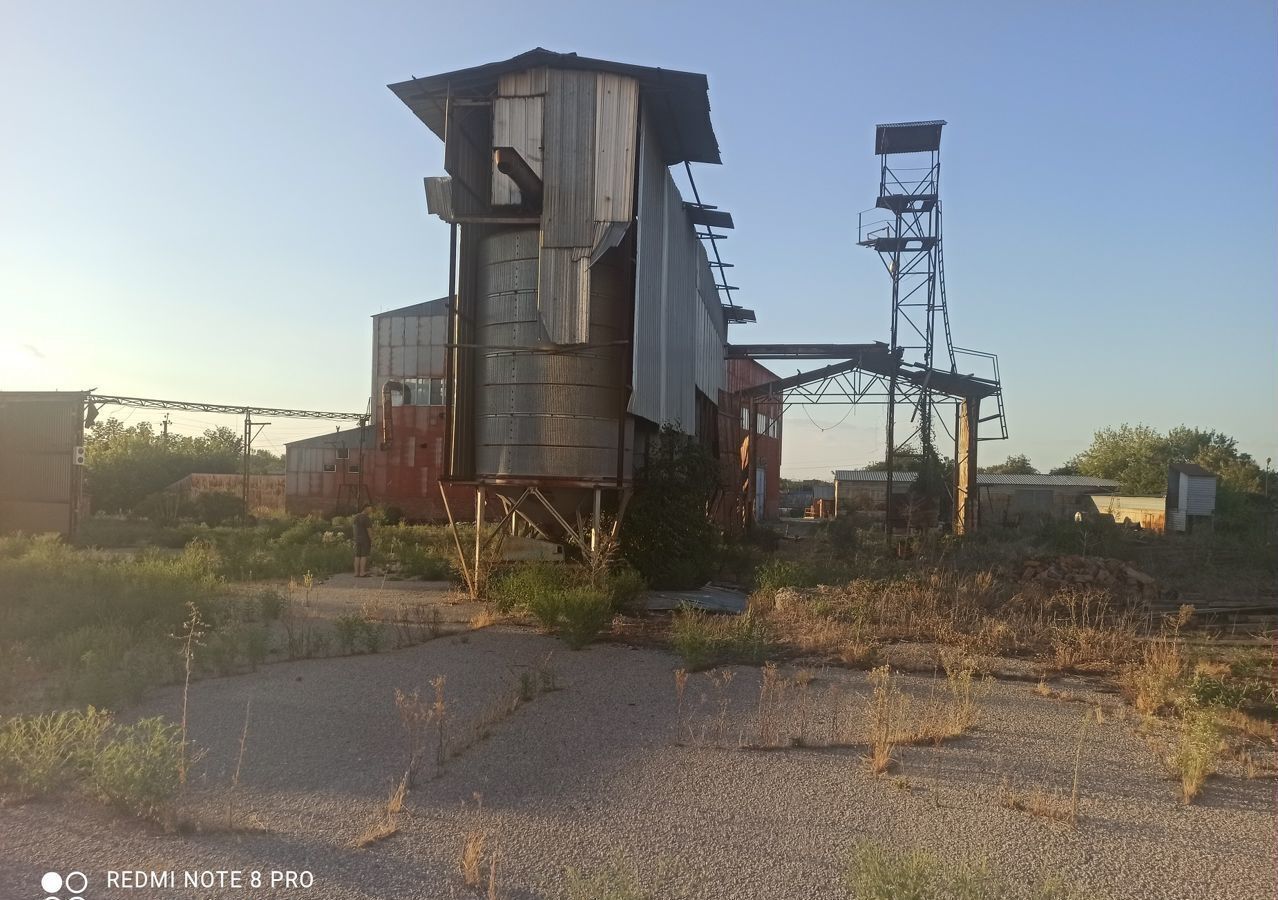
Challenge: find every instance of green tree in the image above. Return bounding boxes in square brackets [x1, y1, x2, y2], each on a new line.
[979, 453, 1038, 475]
[1068, 423, 1265, 497]
[85, 418, 282, 514]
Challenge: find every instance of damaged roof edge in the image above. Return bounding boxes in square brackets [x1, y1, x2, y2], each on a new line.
[388, 47, 721, 166]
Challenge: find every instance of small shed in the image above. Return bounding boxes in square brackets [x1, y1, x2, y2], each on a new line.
[1166, 463, 1217, 533]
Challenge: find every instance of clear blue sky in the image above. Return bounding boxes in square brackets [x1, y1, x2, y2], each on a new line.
[2, 1, 1274, 473]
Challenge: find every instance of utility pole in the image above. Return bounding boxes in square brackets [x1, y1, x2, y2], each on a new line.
[241, 410, 271, 521]
[161, 413, 170, 444]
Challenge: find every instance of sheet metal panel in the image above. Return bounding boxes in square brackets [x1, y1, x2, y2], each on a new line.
[1181, 473, 1216, 515]
[629, 111, 724, 431]
[442, 101, 493, 217]
[541, 69, 596, 248]
[630, 113, 667, 424]
[537, 247, 590, 344]
[498, 67, 549, 97]
[593, 73, 638, 225]
[492, 95, 544, 206]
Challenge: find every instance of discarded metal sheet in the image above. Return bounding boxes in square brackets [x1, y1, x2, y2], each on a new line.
[643, 585, 749, 615]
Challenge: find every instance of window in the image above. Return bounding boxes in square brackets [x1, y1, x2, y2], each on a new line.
[399, 376, 447, 406]
[347, 464, 361, 474]
[322, 463, 336, 473]
[336, 447, 349, 460]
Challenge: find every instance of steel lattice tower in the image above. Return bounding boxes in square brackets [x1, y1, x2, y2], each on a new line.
[859, 121, 954, 529]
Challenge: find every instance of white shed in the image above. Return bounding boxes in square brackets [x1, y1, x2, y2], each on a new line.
[1166, 463, 1217, 533]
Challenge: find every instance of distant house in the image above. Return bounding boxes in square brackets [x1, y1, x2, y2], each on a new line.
[832, 470, 1120, 528]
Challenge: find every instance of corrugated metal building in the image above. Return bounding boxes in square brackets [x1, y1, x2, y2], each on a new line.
[0, 392, 86, 536]
[382, 48, 774, 540]
[285, 298, 475, 519]
[833, 470, 1120, 527]
[285, 425, 373, 517]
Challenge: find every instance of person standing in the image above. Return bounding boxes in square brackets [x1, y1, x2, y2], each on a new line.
[353, 506, 373, 577]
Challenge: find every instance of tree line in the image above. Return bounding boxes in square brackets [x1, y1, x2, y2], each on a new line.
[85, 418, 283, 514]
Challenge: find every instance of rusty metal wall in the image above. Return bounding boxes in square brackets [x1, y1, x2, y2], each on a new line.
[0, 393, 83, 535]
[474, 227, 624, 480]
[630, 110, 726, 430]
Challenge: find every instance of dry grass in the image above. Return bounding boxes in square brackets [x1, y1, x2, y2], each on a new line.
[352, 776, 407, 848]
[460, 828, 488, 888]
[999, 783, 1074, 825]
[1123, 636, 1184, 715]
[470, 610, 498, 630]
[865, 665, 898, 775]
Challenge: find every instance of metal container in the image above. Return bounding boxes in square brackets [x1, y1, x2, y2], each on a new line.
[474, 227, 624, 480]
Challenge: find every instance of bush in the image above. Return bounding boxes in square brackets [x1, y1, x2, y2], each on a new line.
[620, 426, 721, 589]
[88, 717, 184, 820]
[0, 708, 113, 797]
[670, 608, 772, 670]
[489, 562, 575, 615]
[557, 588, 615, 650]
[489, 562, 616, 648]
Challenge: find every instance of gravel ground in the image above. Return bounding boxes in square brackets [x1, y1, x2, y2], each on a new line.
[2, 626, 1275, 900]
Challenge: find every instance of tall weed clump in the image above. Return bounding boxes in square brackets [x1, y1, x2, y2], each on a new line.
[670, 608, 772, 670]
[1, 709, 185, 823]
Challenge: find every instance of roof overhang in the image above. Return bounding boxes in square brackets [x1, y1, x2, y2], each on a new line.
[875, 120, 945, 155]
[389, 48, 721, 165]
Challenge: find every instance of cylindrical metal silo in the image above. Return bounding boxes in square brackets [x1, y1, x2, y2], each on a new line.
[474, 227, 625, 481]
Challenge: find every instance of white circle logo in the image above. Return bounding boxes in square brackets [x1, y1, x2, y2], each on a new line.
[41, 872, 63, 892]
[66, 871, 89, 893]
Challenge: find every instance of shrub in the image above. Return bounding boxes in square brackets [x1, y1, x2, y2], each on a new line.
[670, 608, 772, 670]
[620, 425, 721, 589]
[0, 708, 113, 797]
[489, 562, 574, 615]
[1172, 708, 1221, 803]
[601, 565, 648, 613]
[1186, 674, 1250, 710]
[846, 843, 1074, 900]
[334, 614, 366, 654]
[88, 717, 184, 820]
[557, 588, 614, 650]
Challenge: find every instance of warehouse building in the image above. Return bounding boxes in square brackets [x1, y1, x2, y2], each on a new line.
[832, 470, 1120, 528]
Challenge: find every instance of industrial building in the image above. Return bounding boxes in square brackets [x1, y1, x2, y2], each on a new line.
[832, 470, 1120, 528]
[286, 48, 783, 536]
[0, 392, 86, 536]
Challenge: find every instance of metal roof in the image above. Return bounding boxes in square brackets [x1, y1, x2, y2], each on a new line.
[875, 120, 946, 155]
[389, 48, 721, 165]
[1169, 462, 1215, 478]
[832, 470, 1120, 488]
[373, 297, 448, 319]
[284, 425, 372, 449]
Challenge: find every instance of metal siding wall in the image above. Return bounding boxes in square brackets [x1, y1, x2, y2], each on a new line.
[630, 111, 667, 424]
[541, 69, 596, 248]
[593, 73, 638, 226]
[663, 169, 697, 429]
[628, 109, 720, 431]
[492, 95, 545, 206]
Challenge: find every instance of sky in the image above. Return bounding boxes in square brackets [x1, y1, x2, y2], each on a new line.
[2, 1, 1275, 473]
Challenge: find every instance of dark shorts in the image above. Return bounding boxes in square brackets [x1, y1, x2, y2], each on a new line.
[355, 537, 371, 557]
